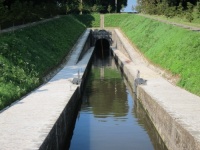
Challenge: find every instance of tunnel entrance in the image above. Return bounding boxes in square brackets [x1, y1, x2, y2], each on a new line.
[94, 38, 110, 59]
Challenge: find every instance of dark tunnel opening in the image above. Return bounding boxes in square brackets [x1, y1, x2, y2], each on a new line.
[94, 39, 110, 59]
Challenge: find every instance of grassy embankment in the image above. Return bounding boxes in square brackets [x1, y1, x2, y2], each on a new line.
[139, 14, 200, 28]
[0, 14, 100, 110]
[105, 14, 200, 96]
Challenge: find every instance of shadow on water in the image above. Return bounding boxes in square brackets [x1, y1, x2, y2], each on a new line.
[68, 44, 168, 149]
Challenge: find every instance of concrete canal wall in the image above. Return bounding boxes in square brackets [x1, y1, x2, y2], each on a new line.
[112, 29, 200, 150]
[0, 29, 94, 150]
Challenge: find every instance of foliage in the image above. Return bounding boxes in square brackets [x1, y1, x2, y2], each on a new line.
[72, 14, 100, 27]
[136, 0, 200, 22]
[185, 2, 194, 22]
[0, 0, 127, 30]
[78, 0, 83, 14]
[107, 5, 112, 13]
[0, 0, 7, 31]
[121, 4, 125, 12]
[105, 14, 200, 96]
[0, 14, 100, 110]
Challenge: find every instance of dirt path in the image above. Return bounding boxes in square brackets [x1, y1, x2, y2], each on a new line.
[100, 15, 104, 28]
[0, 16, 61, 34]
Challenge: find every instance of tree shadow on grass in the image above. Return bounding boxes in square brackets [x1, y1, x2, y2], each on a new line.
[72, 14, 99, 28]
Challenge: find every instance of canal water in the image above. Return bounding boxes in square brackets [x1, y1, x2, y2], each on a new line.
[69, 53, 168, 150]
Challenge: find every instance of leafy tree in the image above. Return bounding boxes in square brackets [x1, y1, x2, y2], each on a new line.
[66, 3, 71, 14]
[131, 5, 135, 12]
[78, 0, 83, 14]
[46, 2, 59, 17]
[156, 1, 168, 15]
[136, 0, 199, 18]
[0, 0, 7, 31]
[176, 2, 184, 17]
[9, 0, 23, 28]
[196, 2, 200, 18]
[91, 4, 98, 12]
[107, 4, 112, 13]
[56, 1, 66, 15]
[185, 2, 194, 22]
[22, 1, 35, 23]
[121, 4, 125, 12]
[164, 6, 176, 18]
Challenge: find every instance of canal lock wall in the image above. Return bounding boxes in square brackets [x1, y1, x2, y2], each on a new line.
[111, 29, 200, 150]
[39, 29, 94, 150]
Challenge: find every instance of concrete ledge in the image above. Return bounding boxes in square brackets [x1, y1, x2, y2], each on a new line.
[112, 33, 200, 150]
[40, 87, 81, 150]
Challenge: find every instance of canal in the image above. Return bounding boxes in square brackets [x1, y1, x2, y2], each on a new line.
[69, 48, 168, 150]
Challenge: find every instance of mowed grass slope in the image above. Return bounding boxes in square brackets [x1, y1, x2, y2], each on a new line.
[0, 14, 100, 110]
[105, 14, 200, 96]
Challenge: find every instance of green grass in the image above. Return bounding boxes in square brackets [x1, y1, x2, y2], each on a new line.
[139, 14, 200, 28]
[105, 14, 200, 96]
[0, 14, 100, 110]
[72, 14, 100, 27]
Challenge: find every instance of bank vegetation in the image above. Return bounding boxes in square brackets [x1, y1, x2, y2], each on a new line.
[0, 14, 99, 110]
[0, 13, 199, 111]
[105, 14, 200, 96]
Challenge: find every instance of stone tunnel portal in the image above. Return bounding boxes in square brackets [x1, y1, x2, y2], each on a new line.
[94, 38, 110, 58]
[92, 29, 112, 59]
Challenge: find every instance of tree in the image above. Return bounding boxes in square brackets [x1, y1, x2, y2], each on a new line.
[121, 4, 125, 12]
[9, 0, 23, 29]
[107, 4, 112, 13]
[136, 0, 199, 16]
[156, 1, 168, 15]
[91, 4, 98, 12]
[0, 0, 7, 31]
[22, 1, 35, 23]
[164, 5, 176, 18]
[196, 2, 200, 18]
[131, 5, 135, 12]
[78, 0, 83, 14]
[66, 3, 71, 14]
[176, 2, 184, 17]
[185, 2, 194, 22]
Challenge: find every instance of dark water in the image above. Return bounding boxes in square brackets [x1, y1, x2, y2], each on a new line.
[69, 55, 168, 150]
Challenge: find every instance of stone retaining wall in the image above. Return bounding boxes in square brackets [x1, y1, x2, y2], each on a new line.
[40, 87, 81, 150]
[111, 29, 200, 150]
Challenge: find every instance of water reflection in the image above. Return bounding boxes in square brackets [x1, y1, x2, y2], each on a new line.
[126, 80, 168, 150]
[69, 56, 168, 150]
[83, 79, 128, 119]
